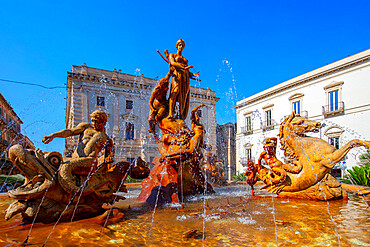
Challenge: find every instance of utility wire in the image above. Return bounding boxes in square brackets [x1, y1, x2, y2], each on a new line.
[0, 78, 65, 89]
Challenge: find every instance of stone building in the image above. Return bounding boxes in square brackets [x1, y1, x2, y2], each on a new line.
[216, 123, 236, 180]
[0, 93, 35, 174]
[66, 64, 219, 163]
[235, 49, 370, 178]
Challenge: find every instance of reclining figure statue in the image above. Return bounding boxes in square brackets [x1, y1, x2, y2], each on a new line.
[5, 110, 150, 223]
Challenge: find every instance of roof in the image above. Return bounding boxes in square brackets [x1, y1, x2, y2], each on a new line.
[236, 49, 370, 109]
[0, 93, 23, 123]
[70, 64, 220, 101]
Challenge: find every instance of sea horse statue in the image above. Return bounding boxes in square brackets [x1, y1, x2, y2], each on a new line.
[253, 111, 370, 200]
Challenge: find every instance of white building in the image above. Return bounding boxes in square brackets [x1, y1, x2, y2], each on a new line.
[235, 49, 370, 177]
[66, 64, 219, 163]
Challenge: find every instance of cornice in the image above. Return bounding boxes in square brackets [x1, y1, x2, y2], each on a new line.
[236, 50, 370, 109]
[67, 72, 153, 90]
[323, 81, 344, 90]
[243, 110, 254, 116]
[288, 93, 304, 101]
[67, 71, 220, 102]
[262, 103, 274, 109]
[0, 93, 23, 124]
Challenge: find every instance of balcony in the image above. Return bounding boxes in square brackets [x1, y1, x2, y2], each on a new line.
[298, 110, 308, 118]
[8, 122, 20, 134]
[262, 120, 276, 131]
[240, 125, 253, 135]
[0, 115, 6, 125]
[322, 102, 344, 117]
[284, 110, 308, 120]
[0, 138, 9, 149]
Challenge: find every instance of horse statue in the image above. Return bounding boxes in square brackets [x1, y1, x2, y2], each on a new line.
[256, 111, 370, 200]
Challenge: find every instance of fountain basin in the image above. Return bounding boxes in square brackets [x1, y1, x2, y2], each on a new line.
[1, 184, 369, 246]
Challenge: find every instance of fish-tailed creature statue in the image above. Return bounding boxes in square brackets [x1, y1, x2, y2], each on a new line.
[137, 105, 214, 204]
[255, 112, 370, 200]
[138, 41, 213, 204]
[6, 148, 149, 223]
[5, 110, 150, 223]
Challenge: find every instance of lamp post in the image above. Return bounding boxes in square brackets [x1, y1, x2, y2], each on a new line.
[320, 123, 327, 139]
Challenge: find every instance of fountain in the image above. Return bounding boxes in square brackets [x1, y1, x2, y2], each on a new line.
[137, 39, 214, 204]
[201, 146, 228, 186]
[4, 110, 150, 223]
[0, 41, 370, 246]
[247, 111, 370, 200]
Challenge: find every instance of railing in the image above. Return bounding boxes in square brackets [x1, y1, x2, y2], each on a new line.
[8, 122, 20, 133]
[0, 115, 6, 125]
[0, 138, 9, 147]
[262, 120, 276, 131]
[322, 101, 344, 117]
[299, 110, 308, 118]
[284, 110, 308, 119]
[240, 125, 253, 135]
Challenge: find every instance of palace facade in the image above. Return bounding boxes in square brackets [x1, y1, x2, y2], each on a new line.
[235, 49, 370, 178]
[0, 93, 35, 174]
[66, 64, 219, 163]
[216, 123, 236, 180]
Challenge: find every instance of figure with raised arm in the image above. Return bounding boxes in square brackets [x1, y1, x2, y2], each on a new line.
[167, 39, 199, 120]
[42, 110, 114, 193]
[6, 109, 151, 223]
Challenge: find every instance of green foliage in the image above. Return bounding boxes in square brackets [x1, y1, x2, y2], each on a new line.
[359, 150, 370, 166]
[341, 150, 370, 186]
[232, 173, 245, 181]
[125, 176, 142, 184]
[0, 174, 25, 188]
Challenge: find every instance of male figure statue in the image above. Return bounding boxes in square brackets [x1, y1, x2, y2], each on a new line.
[42, 110, 114, 193]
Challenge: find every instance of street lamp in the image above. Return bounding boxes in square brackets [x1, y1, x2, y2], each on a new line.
[320, 123, 327, 139]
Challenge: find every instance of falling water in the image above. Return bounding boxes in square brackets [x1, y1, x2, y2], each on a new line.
[96, 159, 135, 247]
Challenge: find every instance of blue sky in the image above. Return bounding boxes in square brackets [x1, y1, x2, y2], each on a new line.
[1, 0, 369, 152]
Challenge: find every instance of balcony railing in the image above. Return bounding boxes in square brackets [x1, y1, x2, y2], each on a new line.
[262, 120, 276, 131]
[284, 110, 308, 120]
[0, 115, 6, 125]
[0, 138, 9, 147]
[299, 110, 308, 118]
[8, 122, 20, 133]
[240, 125, 253, 135]
[322, 101, 344, 117]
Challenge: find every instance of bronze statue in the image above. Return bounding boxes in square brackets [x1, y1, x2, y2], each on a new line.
[43, 110, 115, 193]
[256, 137, 287, 189]
[138, 103, 214, 203]
[167, 39, 199, 120]
[244, 159, 258, 195]
[148, 73, 170, 141]
[138, 40, 212, 204]
[253, 111, 370, 200]
[5, 110, 150, 223]
[201, 147, 227, 185]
